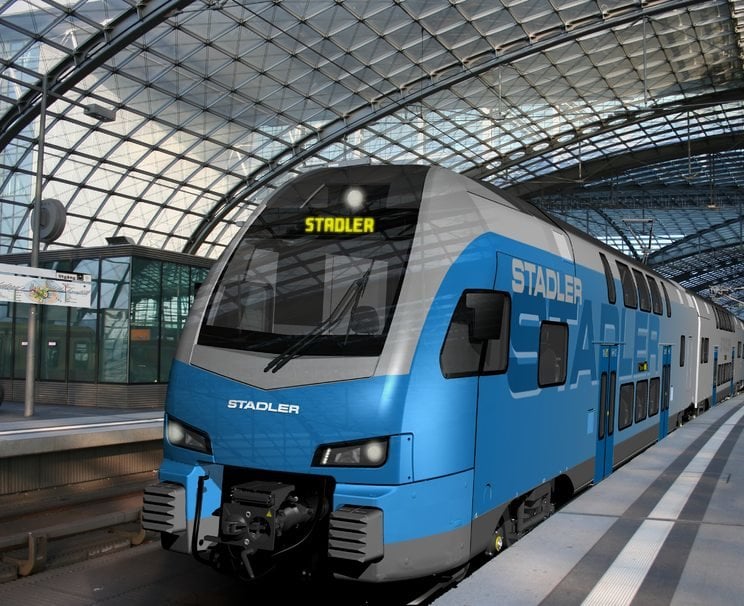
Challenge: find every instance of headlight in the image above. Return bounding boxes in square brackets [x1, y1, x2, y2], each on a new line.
[166, 416, 212, 454]
[312, 437, 389, 468]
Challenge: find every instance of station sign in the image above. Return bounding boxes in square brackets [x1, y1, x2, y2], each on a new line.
[0, 262, 92, 308]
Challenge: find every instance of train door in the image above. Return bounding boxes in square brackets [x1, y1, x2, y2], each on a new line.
[659, 345, 672, 439]
[594, 343, 618, 483]
[731, 347, 736, 398]
[712, 346, 718, 406]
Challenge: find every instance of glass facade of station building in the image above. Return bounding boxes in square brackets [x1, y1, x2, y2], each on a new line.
[0, 245, 212, 408]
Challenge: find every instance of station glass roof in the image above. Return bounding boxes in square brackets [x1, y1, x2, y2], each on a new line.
[1, 0, 743, 313]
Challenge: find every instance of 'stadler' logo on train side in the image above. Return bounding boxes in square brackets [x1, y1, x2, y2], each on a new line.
[512, 258, 582, 304]
[227, 399, 300, 414]
[304, 216, 375, 234]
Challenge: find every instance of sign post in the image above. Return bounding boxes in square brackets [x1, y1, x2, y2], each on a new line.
[25, 74, 47, 418]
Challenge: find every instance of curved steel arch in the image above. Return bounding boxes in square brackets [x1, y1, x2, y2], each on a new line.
[648, 215, 744, 266]
[0, 0, 197, 153]
[503, 111, 744, 199]
[183, 0, 708, 253]
[592, 208, 642, 262]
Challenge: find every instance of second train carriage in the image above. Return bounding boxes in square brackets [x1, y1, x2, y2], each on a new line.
[144, 164, 744, 582]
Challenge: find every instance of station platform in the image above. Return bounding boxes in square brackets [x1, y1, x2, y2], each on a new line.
[434, 394, 744, 606]
[0, 400, 163, 457]
[0, 400, 163, 555]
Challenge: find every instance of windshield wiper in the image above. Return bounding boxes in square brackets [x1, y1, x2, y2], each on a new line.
[263, 262, 374, 373]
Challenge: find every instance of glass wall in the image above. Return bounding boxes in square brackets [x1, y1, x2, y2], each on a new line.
[159, 262, 207, 382]
[130, 257, 159, 383]
[99, 257, 131, 383]
[0, 250, 211, 387]
[0, 300, 13, 378]
[68, 258, 99, 382]
[11, 302, 28, 380]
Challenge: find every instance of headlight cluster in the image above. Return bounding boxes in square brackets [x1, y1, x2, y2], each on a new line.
[313, 437, 389, 468]
[166, 416, 212, 454]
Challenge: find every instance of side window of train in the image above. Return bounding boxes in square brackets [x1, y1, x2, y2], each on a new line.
[646, 276, 663, 315]
[660, 282, 672, 317]
[635, 379, 648, 423]
[480, 292, 511, 375]
[632, 269, 651, 312]
[701, 337, 709, 364]
[440, 290, 510, 379]
[618, 383, 634, 430]
[599, 253, 616, 304]
[538, 321, 568, 387]
[616, 262, 637, 308]
[680, 335, 686, 367]
[648, 377, 660, 417]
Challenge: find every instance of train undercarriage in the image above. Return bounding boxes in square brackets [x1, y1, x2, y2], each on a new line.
[147, 467, 575, 584]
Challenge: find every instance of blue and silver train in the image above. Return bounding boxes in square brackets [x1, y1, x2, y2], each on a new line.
[143, 164, 744, 582]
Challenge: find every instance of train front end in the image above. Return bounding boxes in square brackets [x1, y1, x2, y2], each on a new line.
[144, 165, 471, 582]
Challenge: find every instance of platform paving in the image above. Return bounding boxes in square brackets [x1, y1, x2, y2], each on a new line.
[434, 395, 744, 606]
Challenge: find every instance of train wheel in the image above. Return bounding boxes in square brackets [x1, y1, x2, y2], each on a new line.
[485, 520, 508, 557]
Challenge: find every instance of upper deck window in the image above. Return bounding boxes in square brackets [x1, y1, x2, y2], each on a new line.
[660, 282, 672, 317]
[616, 262, 637, 309]
[599, 253, 616, 304]
[646, 275, 663, 315]
[632, 269, 651, 312]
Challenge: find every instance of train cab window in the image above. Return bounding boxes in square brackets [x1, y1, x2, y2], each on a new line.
[701, 337, 709, 364]
[618, 383, 634, 430]
[646, 276, 663, 315]
[648, 377, 660, 417]
[660, 282, 672, 317]
[616, 262, 637, 308]
[440, 290, 510, 379]
[481, 296, 511, 375]
[680, 335, 686, 367]
[635, 380, 648, 423]
[538, 321, 568, 387]
[632, 269, 651, 312]
[599, 253, 616, 304]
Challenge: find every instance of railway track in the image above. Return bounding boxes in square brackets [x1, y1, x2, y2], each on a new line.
[0, 473, 155, 583]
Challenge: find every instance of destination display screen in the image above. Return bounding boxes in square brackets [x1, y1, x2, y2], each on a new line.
[303, 216, 376, 234]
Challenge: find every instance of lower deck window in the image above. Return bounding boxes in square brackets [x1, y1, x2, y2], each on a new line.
[635, 380, 648, 423]
[538, 322, 568, 387]
[648, 377, 660, 416]
[618, 383, 634, 430]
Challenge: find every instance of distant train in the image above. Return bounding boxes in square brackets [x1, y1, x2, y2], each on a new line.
[143, 164, 744, 583]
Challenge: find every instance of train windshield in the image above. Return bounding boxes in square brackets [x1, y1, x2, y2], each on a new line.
[198, 165, 428, 362]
